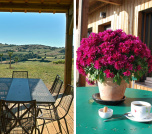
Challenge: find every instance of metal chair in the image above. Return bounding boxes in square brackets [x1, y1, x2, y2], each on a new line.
[37, 75, 63, 109]
[37, 84, 74, 134]
[49, 75, 61, 93]
[0, 117, 2, 134]
[12, 71, 28, 78]
[0, 100, 36, 134]
[0, 79, 12, 100]
[50, 75, 63, 101]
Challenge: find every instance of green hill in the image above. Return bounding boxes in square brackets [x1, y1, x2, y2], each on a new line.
[0, 43, 67, 63]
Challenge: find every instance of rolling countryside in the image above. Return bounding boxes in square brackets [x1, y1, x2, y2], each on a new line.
[0, 43, 74, 89]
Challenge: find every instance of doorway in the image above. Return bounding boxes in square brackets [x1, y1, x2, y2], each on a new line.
[139, 8, 152, 80]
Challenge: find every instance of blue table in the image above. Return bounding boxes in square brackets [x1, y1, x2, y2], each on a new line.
[76, 87, 152, 134]
[0, 78, 55, 104]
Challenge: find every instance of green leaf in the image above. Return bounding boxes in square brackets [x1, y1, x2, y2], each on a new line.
[125, 78, 129, 84]
[99, 72, 104, 83]
[117, 72, 120, 78]
[117, 78, 121, 85]
[134, 72, 140, 80]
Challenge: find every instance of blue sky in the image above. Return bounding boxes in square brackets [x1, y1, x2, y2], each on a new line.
[0, 12, 66, 47]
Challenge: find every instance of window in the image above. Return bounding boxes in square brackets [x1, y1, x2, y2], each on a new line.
[98, 21, 111, 33]
[88, 27, 92, 37]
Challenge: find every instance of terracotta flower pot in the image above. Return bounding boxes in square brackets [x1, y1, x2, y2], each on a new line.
[97, 78, 127, 101]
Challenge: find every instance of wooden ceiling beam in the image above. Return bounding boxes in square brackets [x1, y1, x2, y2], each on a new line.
[41, 0, 44, 3]
[57, 0, 61, 4]
[97, 0, 122, 6]
[89, 2, 108, 14]
[0, 0, 72, 5]
[89, 0, 98, 5]
[0, 2, 69, 12]
[0, 9, 67, 13]
[25, 0, 28, 3]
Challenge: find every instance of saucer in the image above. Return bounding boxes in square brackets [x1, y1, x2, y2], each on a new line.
[125, 112, 152, 122]
[92, 93, 126, 105]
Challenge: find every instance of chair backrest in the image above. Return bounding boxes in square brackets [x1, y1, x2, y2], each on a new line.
[49, 74, 60, 93]
[0, 100, 36, 134]
[12, 71, 28, 78]
[57, 84, 73, 118]
[49, 75, 63, 100]
[0, 80, 11, 100]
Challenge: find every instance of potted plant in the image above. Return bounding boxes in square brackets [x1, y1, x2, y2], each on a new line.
[76, 29, 152, 101]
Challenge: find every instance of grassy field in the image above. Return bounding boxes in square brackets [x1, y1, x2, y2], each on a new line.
[0, 61, 74, 90]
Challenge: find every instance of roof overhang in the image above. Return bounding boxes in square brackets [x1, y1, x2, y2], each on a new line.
[0, 0, 73, 13]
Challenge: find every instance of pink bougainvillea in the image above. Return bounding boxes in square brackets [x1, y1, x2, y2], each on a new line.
[76, 29, 152, 85]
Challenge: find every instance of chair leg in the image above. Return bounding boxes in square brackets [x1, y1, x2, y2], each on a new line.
[40, 119, 45, 134]
[52, 103, 62, 134]
[36, 127, 41, 134]
[57, 120, 62, 134]
[64, 118, 69, 134]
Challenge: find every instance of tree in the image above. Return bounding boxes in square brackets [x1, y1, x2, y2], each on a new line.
[0, 53, 3, 63]
[15, 56, 19, 64]
[8, 52, 13, 69]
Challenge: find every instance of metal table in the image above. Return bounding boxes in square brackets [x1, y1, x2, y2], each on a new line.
[0, 78, 55, 104]
[76, 87, 152, 134]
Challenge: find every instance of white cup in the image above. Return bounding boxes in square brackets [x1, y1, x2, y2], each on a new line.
[131, 101, 151, 119]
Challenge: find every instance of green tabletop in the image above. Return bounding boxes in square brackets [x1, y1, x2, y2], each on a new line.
[76, 87, 152, 134]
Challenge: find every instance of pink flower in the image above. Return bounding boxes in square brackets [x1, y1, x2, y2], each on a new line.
[114, 61, 124, 70]
[94, 60, 102, 69]
[103, 69, 110, 74]
[123, 70, 131, 76]
[106, 72, 115, 78]
[107, 56, 115, 65]
[137, 65, 142, 71]
[128, 55, 135, 62]
[86, 57, 93, 66]
[86, 78, 95, 85]
[104, 69, 115, 78]
[125, 63, 133, 70]
[134, 48, 140, 55]
[76, 29, 152, 85]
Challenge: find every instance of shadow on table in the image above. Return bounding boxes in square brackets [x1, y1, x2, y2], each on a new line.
[121, 97, 152, 107]
[104, 114, 128, 122]
[90, 97, 152, 107]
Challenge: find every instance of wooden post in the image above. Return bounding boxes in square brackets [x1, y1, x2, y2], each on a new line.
[64, 10, 73, 93]
[138, 11, 142, 40]
[77, 0, 89, 87]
